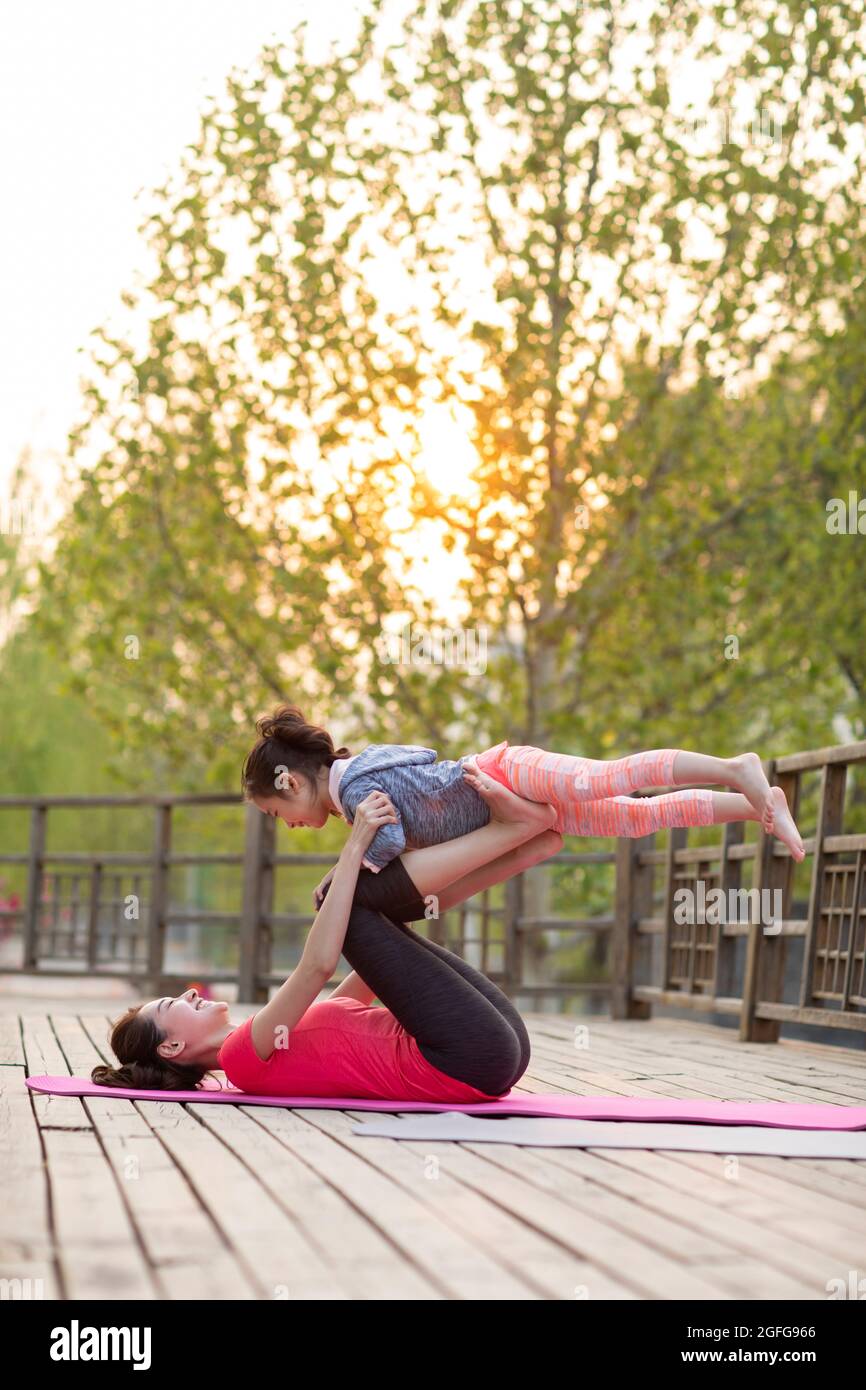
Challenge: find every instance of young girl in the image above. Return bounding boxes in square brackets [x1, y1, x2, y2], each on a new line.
[241, 706, 806, 904]
[91, 774, 562, 1101]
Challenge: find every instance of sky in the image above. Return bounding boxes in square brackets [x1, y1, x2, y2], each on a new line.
[0, 0, 362, 507]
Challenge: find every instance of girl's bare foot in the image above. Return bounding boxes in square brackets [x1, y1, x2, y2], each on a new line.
[769, 785, 805, 861]
[729, 752, 775, 831]
[462, 759, 558, 833]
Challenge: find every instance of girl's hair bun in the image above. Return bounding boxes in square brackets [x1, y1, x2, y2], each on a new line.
[242, 703, 350, 800]
[256, 704, 308, 743]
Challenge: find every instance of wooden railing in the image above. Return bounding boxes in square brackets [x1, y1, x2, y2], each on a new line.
[1, 739, 865, 1044]
[0, 793, 610, 1005]
[612, 740, 866, 1040]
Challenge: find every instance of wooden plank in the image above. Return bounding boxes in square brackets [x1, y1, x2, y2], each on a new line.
[6, 1002, 866, 1302]
[68, 1015, 260, 1300]
[14, 1012, 153, 1298]
[633, 987, 741, 1013]
[83, 1011, 357, 1299]
[0, 1063, 59, 1298]
[43, 1127, 158, 1299]
[146, 1097, 434, 1300]
[21, 1015, 92, 1131]
[0, 1015, 25, 1065]
[219, 1101, 561, 1299]
[579, 1149, 854, 1296]
[303, 1105, 729, 1299]
[775, 740, 866, 774]
[755, 1002, 866, 1030]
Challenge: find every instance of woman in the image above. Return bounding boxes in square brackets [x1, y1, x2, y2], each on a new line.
[92, 770, 561, 1101]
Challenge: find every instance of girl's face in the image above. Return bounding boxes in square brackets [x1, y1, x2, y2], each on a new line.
[253, 771, 331, 829]
[139, 988, 232, 1065]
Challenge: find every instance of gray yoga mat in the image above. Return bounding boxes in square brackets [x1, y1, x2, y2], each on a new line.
[350, 1111, 866, 1157]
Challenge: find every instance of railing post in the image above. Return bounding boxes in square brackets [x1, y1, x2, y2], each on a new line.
[86, 861, 103, 969]
[660, 826, 688, 990]
[239, 803, 272, 1003]
[22, 804, 47, 969]
[740, 766, 801, 1041]
[503, 872, 523, 997]
[800, 761, 847, 1008]
[714, 820, 744, 998]
[146, 803, 172, 991]
[612, 833, 653, 1019]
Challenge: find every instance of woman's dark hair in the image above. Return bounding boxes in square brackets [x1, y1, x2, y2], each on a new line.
[241, 702, 351, 802]
[91, 1004, 220, 1091]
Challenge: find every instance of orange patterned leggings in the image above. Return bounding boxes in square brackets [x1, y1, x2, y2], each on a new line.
[473, 742, 715, 838]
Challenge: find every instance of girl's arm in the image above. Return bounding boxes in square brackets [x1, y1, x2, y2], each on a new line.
[250, 793, 397, 1061]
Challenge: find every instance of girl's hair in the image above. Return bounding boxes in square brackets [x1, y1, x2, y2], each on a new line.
[91, 1004, 219, 1091]
[241, 702, 351, 802]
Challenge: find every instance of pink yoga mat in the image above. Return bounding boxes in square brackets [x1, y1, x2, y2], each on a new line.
[23, 1075, 866, 1130]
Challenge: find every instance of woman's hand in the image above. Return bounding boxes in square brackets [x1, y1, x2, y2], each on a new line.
[347, 790, 399, 853]
[463, 760, 558, 831]
[314, 792, 399, 903]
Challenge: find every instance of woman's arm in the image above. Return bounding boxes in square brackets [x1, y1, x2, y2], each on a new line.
[250, 793, 397, 1061]
[327, 969, 377, 1005]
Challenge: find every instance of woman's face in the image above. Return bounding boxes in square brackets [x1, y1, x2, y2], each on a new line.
[253, 772, 330, 829]
[139, 988, 232, 1065]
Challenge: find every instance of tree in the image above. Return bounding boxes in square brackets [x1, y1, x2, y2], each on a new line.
[32, 0, 866, 782]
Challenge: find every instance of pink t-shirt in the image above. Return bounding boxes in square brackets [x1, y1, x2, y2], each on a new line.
[217, 997, 502, 1103]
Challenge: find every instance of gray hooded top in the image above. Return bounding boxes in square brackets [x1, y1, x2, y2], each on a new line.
[332, 743, 491, 872]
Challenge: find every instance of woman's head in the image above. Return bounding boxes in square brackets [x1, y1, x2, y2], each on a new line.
[91, 987, 232, 1091]
[241, 703, 350, 828]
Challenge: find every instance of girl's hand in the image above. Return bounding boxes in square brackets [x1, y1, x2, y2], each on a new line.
[312, 864, 336, 909]
[347, 791, 399, 853]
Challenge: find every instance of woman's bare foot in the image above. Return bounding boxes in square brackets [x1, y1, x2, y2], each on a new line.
[729, 752, 775, 831]
[462, 759, 558, 833]
[769, 785, 805, 861]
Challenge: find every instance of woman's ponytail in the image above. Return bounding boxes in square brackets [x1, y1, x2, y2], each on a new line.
[90, 1006, 216, 1092]
[90, 1058, 208, 1091]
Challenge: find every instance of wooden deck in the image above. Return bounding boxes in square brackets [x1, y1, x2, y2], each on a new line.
[2, 1002, 865, 1301]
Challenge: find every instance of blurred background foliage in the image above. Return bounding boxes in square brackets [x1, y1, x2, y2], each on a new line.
[2, 0, 866, 951]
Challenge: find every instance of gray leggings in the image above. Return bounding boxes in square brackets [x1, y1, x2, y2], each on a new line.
[320, 857, 531, 1096]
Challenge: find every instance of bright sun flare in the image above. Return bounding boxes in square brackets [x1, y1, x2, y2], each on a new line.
[414, 401, 481, 499]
